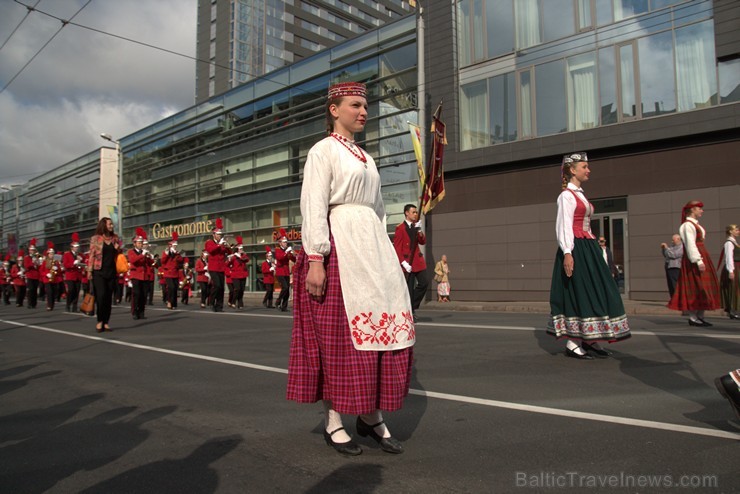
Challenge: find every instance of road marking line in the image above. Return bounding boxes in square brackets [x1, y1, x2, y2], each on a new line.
[2, 318, 739, 441]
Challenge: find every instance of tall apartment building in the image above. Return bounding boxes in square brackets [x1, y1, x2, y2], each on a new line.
[195, 0, 412, 103]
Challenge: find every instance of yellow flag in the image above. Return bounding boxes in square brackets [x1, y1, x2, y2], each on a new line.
[408, 122, 425, 197]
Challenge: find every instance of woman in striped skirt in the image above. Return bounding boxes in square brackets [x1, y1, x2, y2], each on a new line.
[287, 82, 414, 456]
[547, 152, 631, 359]
[668, 201, 721, 325]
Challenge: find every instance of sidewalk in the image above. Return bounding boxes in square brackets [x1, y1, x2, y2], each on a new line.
[420, 299, 728, 318]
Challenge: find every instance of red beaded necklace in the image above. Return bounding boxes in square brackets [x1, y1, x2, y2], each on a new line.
[331, 132, 367, 166]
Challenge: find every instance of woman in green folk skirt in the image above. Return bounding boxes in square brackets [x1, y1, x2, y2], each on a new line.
[548, 153, 631, 360]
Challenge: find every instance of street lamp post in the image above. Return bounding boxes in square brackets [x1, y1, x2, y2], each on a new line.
[100, 133, 123, 237]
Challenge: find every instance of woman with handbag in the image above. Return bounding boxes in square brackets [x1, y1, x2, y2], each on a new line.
[434, 255, 451, 302]
[87, 217, 122, 332]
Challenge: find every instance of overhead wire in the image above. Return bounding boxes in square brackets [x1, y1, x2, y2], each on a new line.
[1, 0, 92, 94]
[0, 0, 42, 51]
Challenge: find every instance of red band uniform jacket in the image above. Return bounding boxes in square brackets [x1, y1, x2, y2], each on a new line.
[274, 247, 295, 277]
[393, 222, 427, 272]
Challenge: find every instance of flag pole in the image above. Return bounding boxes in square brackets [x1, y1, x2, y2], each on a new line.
[417, 3, 425, 216]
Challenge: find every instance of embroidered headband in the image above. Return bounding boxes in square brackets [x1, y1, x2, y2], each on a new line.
[328, 82, 367, 100]
[561, 152, 588, 185]
[681, 200, 703, 223]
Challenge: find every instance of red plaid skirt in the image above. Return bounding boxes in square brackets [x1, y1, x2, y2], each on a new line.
[286, 238, 413, 415]
[668, 242, 721, 311]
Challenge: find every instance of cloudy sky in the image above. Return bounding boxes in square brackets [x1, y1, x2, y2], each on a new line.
[0, 0, 197, 188]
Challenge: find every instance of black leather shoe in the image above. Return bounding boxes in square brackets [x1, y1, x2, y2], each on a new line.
[698, 319, 713, 327]
[688, 319, 704, 327]
[356, 417, 404, 454]
[582, 342, 613, 358]
[323, 427, 362, 456]
[565, 348, 594, 360]
[714, 375, 740, 421]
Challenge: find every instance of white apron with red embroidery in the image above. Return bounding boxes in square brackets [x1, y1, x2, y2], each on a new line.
[329, 203, 415, 351]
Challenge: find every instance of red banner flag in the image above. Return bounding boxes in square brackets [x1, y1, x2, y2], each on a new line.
[420, 105, 447, 215]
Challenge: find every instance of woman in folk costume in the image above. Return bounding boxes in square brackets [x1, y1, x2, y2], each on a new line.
[287, 82, 415, 456]
[547, 152, 631, 360]
[668, 201, 721, 326]
[718, 224, 740, 320]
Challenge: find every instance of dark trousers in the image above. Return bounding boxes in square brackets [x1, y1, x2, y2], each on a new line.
[15, 285, 26, 306]
[199, 281, 210, 306]
[166, 278, 179, 308]
[45, 283, 57, 310]
[2, 284, 12, 304]
[131, 279, 148, 317]
[147, 280, 154, 304]
[666, 267, 680, 299]
[181, 284, 189, 304]
[65, 280, 81, 311]
[406, 269, 429, 312]
[26, 278, 39, 308]
[82, 281, 90, 295]
[276, 276, 290, 309]
[210, 271, 225, 311]
[232, 278, 246, 308]
[115, 283, 123, 304]
[262, 286, 274, 307]
[92, 273, 116, 324]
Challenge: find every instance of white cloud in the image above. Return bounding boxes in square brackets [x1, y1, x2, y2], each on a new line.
[0, 0, 197, 187]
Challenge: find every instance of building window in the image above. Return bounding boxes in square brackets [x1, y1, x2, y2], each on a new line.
[567, 52, 598, 130]
[515, 0, 541, 49]
[618, 43, 637, 119]
[638, 30, 675, 117]
[542, 0, 575, 42]
[719, 59, 740, 104]
[490, 73, 517, 143]
[518, 69, 534, 137]
[535, 59, 567, 137]
[460, 80, 488, 150]
[598, 47, 618, 124]
[675, 20, 717, 111]
[613, 0, 647, 22]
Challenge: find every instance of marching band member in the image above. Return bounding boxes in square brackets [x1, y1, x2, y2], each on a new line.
[180, 257, 193, 305]
[62, 232, 84, 312]
[24, 238, 41, 309]
[274, 228, 295, 312]
[0, 255, 11, 305]
[128, 228, 150, 320]
[157, 262, 167, 304]
[162, 232, 184, 310]
[228, 235, 250, 310]
[195, 250, 210, 309]
[261, 246, 276, 308]
[11, 251, 26, 307]
[226, 264, 235, 308]
[40, 242, 63, 311]
[205, 218, 231, 312]
[143, 240, 156, 305]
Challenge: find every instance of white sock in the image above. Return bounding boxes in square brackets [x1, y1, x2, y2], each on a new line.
[360, 410, 390, 438]
[323, 401, 351, 443]
[566, 340, 585, 355]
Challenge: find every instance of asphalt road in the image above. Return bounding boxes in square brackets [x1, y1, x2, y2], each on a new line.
[1, 300, 739, 493]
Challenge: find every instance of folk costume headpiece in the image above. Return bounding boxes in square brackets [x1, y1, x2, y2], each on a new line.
[169, 231, 178, 247]
[133, 227, 147, 242]
[71, 232, 80, 248]
[560, 152, 588, 189]
[213, 218, 224, 235]
[681, 200, 703, 223]
[328, 82, 366, 100]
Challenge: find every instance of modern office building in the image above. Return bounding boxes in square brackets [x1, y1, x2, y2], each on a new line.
[422, 0, 739, 302]
[195, 0, 413, 103]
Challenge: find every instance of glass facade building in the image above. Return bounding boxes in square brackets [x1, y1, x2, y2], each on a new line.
[123, 14, 418, 289]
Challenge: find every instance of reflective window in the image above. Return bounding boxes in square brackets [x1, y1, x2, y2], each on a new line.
[598, 47, 618, 124]
[596, 0, 613, 26]
[578, 0, 593, 30]
[460, 80, 488, 150]
[618, 44, 637, 119]
[489, 73, 517, 143]
[543, 0, 575, 42]
[675, 20, 717, 111]
[515, 0, 542, 49]
[518, 69, 534, 138]
[613, 0, 647, 21]
[535, 59, 567, 136]
[719, 58, 740, 104]
[487, 0, 515, 58]
[567, 52, 598, 130]
[638, 30, 675, 117]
